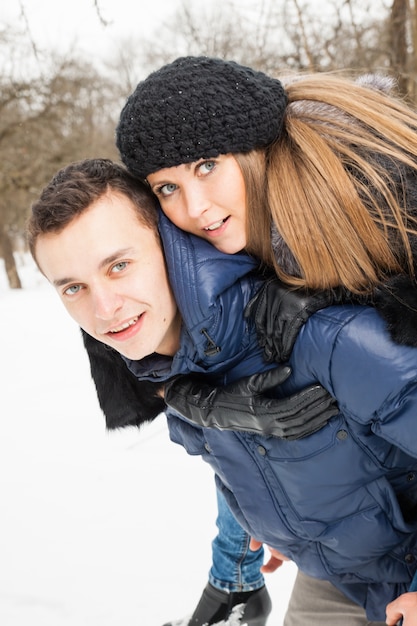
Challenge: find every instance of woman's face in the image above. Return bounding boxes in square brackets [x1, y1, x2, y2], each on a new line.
[147, 154, 247, 254]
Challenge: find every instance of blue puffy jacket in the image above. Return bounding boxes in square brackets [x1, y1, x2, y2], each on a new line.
[126, 213, 417, 620]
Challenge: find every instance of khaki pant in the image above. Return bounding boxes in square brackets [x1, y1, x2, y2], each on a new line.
[284, 570, 387, 626]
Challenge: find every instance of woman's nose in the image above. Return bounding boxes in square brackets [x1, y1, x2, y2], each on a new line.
[184, 185, 211, 219]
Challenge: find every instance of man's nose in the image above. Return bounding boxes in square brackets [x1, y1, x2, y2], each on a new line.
[92, 286, 122, 320]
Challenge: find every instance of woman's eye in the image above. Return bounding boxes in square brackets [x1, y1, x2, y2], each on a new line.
[112, 261, 128, 273]
[158, 183, 177, 197]
[199, 160, 216, 174]
[64, 284, 82, 296]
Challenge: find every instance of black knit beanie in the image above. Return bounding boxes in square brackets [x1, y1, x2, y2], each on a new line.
[116, 56, 287, 179]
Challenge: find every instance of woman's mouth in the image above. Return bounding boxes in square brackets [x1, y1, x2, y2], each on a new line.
[204, 217, 229, 232]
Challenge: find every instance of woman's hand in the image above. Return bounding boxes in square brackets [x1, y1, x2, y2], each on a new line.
[164, 368, 338, 440]
[245, 278, 346, 362]
[249, 538, 290, 574]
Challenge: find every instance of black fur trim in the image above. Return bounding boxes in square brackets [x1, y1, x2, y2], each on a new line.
[81, 330, 166, 430]
[374, 276, 417, 347]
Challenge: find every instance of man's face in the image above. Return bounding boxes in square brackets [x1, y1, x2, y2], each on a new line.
[36, 190, 181, 360]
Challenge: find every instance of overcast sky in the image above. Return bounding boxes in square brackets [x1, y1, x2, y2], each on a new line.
[0, 0, 182, 59]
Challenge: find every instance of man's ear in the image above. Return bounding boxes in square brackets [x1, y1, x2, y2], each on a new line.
[81, 329, 166, 429]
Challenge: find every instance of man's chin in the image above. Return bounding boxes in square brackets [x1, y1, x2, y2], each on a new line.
[107, 343, 149, 362]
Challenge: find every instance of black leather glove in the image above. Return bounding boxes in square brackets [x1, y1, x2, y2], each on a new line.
[244, 278, 346, 362]
[165, 367, 339, 440]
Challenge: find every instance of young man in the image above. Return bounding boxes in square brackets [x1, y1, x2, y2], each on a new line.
[27, 158, 335, 626]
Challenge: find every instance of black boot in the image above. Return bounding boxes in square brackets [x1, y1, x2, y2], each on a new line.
[162, 582, 272, 626]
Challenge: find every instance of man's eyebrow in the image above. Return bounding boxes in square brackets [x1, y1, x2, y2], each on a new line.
[52, 247, 135, 287]
[98, 247, 135, 270]
[53, 276, 77, 288]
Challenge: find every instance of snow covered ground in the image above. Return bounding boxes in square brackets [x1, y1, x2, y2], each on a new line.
[0, 257, 296, 626]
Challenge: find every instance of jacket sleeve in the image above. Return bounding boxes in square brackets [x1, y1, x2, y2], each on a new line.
[81, 329, 166, 430]
[300, 307, 417, 458]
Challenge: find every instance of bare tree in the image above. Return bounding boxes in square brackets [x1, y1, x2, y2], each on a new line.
[0, 34, 120, 288]
[117, 0, 393, 77]
[5, 0, 417, 289]
[388, 0, 408, 94]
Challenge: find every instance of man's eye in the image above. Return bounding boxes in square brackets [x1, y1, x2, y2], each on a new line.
[158, 183, 177, 197]
[64, 284, 82, 295]
[112, 261, 128, 273]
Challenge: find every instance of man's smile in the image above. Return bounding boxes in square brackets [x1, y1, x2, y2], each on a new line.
[108, 315, 141, 334]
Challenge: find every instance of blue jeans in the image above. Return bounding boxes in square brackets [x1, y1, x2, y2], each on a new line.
[209, 488, 265, 593]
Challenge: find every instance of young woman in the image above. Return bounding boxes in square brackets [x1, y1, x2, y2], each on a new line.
[113, 56, 417, 625]
[117, 57, 417, 348]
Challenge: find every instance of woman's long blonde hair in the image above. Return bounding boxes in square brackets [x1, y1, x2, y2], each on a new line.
[244, 73, 417, 294]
